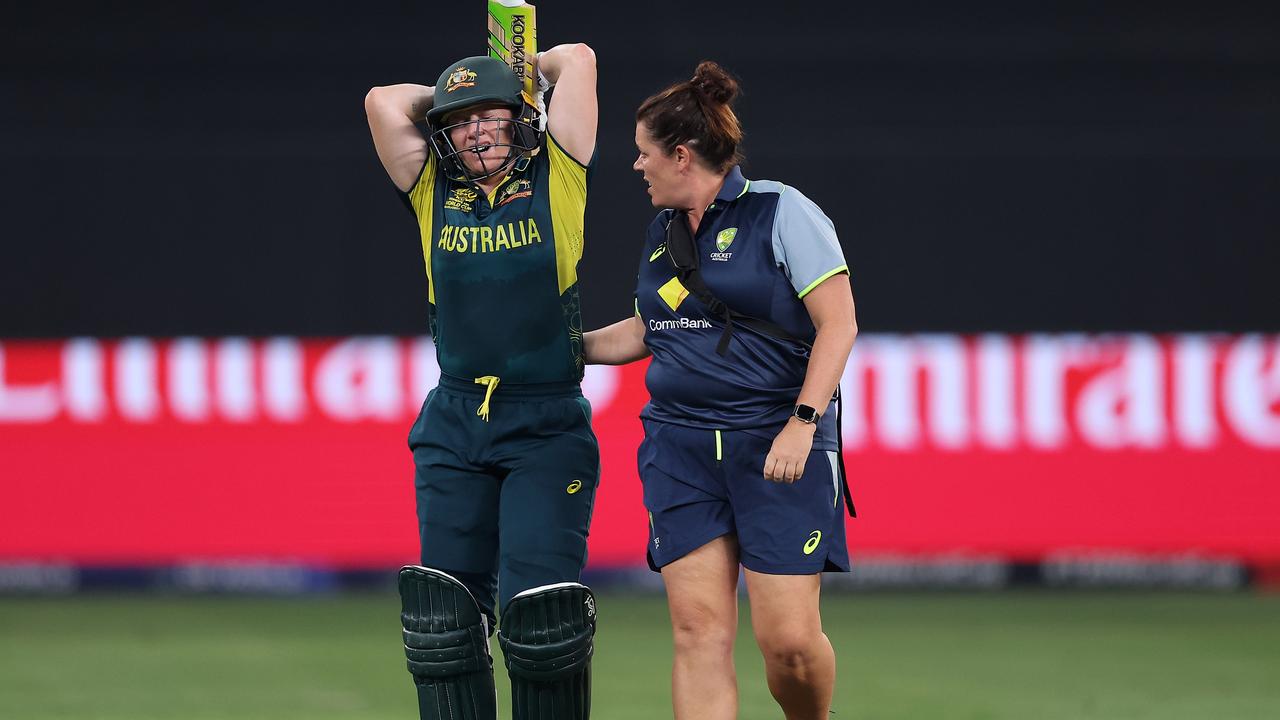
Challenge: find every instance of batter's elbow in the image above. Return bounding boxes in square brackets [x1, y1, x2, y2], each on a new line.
[364, 86, 386, 115]
[566, 43, 596, 68]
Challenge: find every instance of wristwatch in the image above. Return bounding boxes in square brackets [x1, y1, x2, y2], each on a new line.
[792, 404, 820, 424]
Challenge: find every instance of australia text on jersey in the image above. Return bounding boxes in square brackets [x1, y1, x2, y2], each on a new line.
[437, 218, 543, 254]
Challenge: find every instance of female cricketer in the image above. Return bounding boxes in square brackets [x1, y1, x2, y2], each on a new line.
[584, 61, 858, 720]
[365, 43, 599, 720]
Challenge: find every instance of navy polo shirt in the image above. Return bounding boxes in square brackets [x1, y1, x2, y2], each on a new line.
[635, 166, 849, 451]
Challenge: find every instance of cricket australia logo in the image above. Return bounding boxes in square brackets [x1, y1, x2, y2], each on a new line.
[445, 187, 478, 212]
[710, 227, 737, 262]
[495, 178, 533, 208]
[444, 67, 478, 93]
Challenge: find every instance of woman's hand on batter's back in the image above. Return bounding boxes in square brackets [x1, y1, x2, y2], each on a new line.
[763, 418, 817, 483]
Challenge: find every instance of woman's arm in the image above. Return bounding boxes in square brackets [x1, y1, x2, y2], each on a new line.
[794, 273, 857, 416]
[584, 316, 650, 365]
[364, 83, 434, 192]
[763, 273, 857, 483]
[538, 43, 597, 165]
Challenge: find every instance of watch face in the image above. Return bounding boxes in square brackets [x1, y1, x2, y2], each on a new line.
[795, 404, 819, 423]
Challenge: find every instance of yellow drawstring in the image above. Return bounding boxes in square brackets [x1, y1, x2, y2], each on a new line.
[473, 375, 501, 421]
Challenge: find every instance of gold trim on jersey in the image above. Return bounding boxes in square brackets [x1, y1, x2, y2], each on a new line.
[407, 153, 440, 303]
[546, 132, 588, 295]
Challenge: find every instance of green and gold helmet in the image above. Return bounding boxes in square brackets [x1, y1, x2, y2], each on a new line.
[427, 55, 541, 181]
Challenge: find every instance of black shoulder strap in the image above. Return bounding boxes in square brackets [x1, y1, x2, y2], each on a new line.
[664, 211, 855, 517]
[665, 212, 810, 355]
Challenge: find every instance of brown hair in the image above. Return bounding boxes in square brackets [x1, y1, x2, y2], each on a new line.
[636, 61, 744, 173]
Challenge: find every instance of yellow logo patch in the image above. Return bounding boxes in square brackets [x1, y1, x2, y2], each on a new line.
[445, 187, 477, 212]
[656, 276, 689, 311]
[803, 530, 822, 555]
[566, 480, 583, 494]
[445, 67, 478, 93]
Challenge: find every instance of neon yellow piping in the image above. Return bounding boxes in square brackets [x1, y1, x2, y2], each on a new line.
[797, 265, 849, 299]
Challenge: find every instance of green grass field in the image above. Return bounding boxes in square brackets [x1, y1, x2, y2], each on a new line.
[2, 591, 1279, 719]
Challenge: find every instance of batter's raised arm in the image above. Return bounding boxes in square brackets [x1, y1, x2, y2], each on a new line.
[538, 43, 597, 165]
[364, 83, 435, 192]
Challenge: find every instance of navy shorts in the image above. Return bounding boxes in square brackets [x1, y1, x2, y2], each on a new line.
[638, 418, 850, 574]
[408, 374, 600, 625]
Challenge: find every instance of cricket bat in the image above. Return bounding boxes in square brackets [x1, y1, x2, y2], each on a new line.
[487, 0, 538, 109]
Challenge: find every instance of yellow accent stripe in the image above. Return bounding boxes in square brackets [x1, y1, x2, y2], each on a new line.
[546, 134, 588, 295]
[407, 154, 439, 303]
[797, 265, 849, 299]
[828, 451, 841, 508]
[736, 179, 751, 198]
[714, 429, 722, 461]
[634, 298, 641, 318]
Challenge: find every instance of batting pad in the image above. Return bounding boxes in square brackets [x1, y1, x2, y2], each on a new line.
[399, 565, 497, 720]
[498, 582, 597, 720]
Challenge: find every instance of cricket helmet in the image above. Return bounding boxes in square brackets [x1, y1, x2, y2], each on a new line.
[426, 55, 541, 182]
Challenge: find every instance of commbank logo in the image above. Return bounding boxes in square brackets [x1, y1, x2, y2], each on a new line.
[656, 276, 689, 311]
[648, 318, 711, 331]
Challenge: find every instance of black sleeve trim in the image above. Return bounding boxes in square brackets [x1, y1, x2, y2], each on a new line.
[547, 130, 592, 170]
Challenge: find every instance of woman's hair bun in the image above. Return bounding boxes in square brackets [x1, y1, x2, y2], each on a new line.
[690, 61, 739, 105]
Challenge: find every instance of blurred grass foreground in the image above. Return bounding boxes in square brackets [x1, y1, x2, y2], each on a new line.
[3, 591, 1280, 719]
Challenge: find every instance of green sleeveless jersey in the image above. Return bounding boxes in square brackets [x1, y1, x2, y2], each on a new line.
[404, 135, 590, 383]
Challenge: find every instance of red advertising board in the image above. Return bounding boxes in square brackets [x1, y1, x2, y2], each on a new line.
[2, 335, 1278, 568]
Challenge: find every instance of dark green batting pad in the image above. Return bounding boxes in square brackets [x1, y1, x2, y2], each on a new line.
[498, 583, 596, 720]
[399, 566, 497, 720]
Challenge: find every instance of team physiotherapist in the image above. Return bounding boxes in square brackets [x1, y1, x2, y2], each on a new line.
[365, 43, 600, 720]
[584, 61, 858, 720]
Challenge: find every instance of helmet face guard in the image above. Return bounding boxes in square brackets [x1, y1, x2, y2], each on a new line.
[428, 108, 542, 183]
[426, 55, 544, 182]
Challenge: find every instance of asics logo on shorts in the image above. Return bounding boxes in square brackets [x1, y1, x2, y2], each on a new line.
[803, 530, 822, 555]
[566, 479, 583, 494]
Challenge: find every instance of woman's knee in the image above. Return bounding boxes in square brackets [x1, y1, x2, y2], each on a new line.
[669, 602, 736, 657]
[756, 626, 824, 672]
